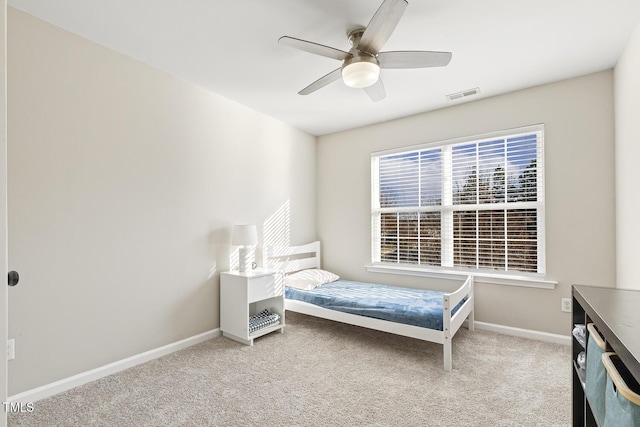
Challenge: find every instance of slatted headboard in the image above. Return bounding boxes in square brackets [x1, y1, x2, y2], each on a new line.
[264, 241, 321, 274]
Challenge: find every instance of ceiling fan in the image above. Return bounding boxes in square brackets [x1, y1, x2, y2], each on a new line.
[279, 0, 452, 102]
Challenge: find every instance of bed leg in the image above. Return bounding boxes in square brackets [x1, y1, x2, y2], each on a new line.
[468, 310, 475, 331]
[443, 339, 452, 372]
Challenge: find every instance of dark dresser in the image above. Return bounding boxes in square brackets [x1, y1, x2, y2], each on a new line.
[572, 285, 640, 426]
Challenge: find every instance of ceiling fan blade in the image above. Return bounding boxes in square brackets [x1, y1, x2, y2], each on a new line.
[279, 36, 351, 61]
[358, 0, 408, 55]
[364, 78, 386, 102]
[378, 51, 452, 69]
[299, 68, 343, 95]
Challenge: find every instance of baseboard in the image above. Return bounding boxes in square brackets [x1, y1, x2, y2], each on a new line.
[8, 328, 221, 403]
[472, 321, 571, 346]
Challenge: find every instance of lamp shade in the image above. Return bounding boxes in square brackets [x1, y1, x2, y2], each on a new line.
[232, 224, 258, 246]
[342, 61, 380, 88]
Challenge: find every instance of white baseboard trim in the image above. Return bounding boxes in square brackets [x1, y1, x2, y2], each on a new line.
[472, 321, 571, 346]
[8, 328, 221, 403]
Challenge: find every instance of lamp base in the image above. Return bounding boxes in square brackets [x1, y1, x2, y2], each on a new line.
[238, 247, 255, 272]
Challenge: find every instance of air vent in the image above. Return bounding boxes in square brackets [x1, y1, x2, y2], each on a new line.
[446, 87, 480, 101]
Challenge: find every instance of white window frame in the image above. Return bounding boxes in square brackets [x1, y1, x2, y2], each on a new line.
[369, 125, 555, 289]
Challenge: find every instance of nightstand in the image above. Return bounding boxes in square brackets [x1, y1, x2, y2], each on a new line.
[220, 269, 285, 345]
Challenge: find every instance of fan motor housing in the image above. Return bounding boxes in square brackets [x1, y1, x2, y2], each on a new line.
[343, 27, 380, 77]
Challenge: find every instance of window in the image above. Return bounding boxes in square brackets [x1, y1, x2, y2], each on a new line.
[371, 125, 544, 276]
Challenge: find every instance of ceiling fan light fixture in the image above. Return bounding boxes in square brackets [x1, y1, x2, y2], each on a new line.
[342, 56, 380, 88]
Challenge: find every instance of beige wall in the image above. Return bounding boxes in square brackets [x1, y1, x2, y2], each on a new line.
[318, 71, 616, 335]
[614, 21, 640, 291]
[7, 8, 316, 395]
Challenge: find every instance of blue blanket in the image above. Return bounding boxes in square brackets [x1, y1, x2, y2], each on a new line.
[285, 280, 466, 331]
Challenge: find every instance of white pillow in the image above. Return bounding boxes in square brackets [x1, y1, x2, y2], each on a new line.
[284, 269, 339, 291]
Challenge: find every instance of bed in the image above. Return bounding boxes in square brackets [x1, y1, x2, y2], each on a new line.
[265, 241, 475, 372]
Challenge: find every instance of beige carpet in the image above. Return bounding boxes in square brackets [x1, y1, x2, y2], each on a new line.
[9, 312, 571, 426]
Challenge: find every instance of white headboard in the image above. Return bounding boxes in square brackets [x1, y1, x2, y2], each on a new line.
[264, 241, 321, 274]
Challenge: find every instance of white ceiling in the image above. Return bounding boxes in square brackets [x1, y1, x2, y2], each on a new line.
[8, 0, 640, 136]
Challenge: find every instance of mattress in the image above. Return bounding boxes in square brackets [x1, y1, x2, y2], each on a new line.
[285, 279, 466, 331]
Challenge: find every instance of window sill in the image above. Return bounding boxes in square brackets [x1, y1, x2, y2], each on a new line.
[364, 264, 557, 289]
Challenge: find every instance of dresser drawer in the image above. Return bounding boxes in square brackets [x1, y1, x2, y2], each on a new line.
[248, 274, 282, 303]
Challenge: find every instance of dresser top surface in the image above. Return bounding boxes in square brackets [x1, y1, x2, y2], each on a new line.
[222, 268, 276, 279]
[573, 285, 640, 379]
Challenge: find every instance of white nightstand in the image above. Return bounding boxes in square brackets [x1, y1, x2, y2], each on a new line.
[220, 268, 285, 345]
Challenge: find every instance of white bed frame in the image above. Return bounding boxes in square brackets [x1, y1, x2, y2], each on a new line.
[265, 241, 475, 372]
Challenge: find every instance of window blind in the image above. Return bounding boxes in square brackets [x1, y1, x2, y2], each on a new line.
[371, 125, 545, 275]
